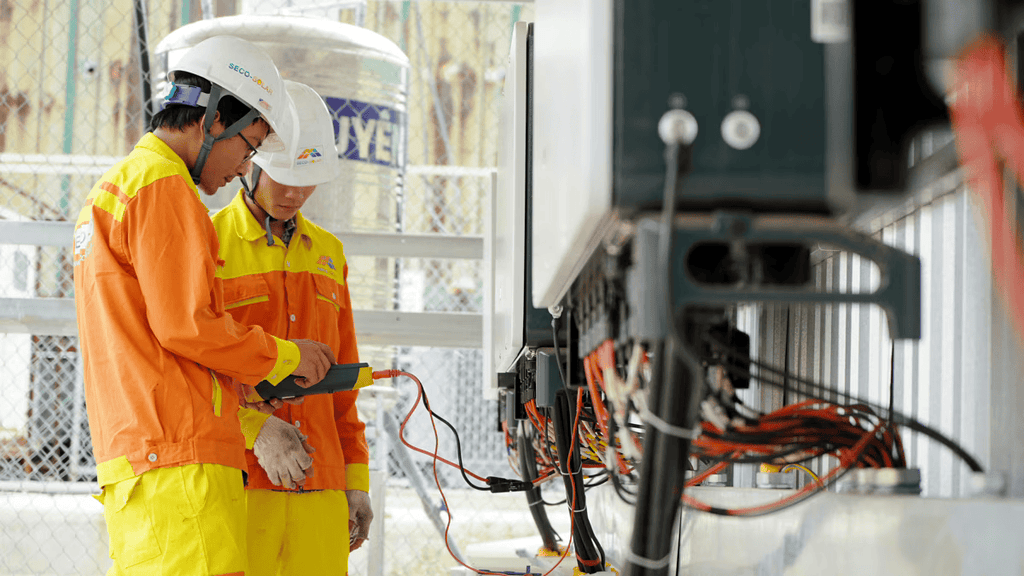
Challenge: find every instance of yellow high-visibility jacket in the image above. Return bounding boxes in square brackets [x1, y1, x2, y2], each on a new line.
[72, 133, 300, 487]
[212, 191, 369, 492]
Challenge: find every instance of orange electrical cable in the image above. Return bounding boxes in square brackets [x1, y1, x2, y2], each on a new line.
[375, 369, 541, 576]
[535, 391, 585, 576]
[683, 422, 884, 516]
[684, 460, 731, 487]
[582, 357, 612, 450]
[382, 369, 492, 484]
[949, 35, 1024, 342]
[525, 399, 546, 432]
[583, 346, 631, 475]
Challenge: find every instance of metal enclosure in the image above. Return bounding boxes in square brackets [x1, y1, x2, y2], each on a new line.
[153, 15, 410, 233]
[531, 0, 848, 309]
[613, 1, 831, 212]
[530, 0, 614, 309]
[486, 21, 530, 389]
[486, 22, 563, 396]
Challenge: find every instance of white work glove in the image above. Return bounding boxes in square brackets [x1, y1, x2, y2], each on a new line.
[253, 415, 315, 489]
[347, 489, 373, 552]
[241, 396, 305, 415]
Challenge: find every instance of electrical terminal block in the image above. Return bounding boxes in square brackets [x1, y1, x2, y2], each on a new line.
[835, 468, 921, 495]
[755, 471, 797, 490]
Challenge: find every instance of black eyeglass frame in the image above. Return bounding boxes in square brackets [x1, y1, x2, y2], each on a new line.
[237, 132, 260, 163]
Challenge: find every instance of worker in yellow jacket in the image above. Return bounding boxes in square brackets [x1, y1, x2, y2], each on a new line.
[73, 36, 335, 575]
[213, 80, 373, 576]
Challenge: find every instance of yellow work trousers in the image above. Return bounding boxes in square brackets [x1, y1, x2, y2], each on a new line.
[245, 489, 350, 576]
[99, 463, 247, 576]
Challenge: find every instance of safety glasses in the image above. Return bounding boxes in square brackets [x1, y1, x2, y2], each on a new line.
[238, 132, 260, 163]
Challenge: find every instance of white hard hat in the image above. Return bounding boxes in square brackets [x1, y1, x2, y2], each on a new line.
[253, 81, 341, 187]
[168, 35, 297, 153]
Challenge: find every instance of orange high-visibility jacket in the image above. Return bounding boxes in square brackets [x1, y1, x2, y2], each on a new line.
[73, 134, 300, 487]
[212, 191, 369, 492]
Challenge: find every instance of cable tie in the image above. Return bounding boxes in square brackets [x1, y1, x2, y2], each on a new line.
[640, 407, 700, 439]
[556, 462, 584, 476]
[625, 550, 673, 570]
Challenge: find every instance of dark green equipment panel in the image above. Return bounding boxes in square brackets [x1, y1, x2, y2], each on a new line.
[613, 0, 828, 213]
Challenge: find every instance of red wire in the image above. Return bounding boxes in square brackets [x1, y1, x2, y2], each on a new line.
[684, 459, 730, 487]
[584, 345, 634, 476]
[530, 389, 592, 576]
[548, 389, 583, 573]
[683, 422, 885, 516]
[384, 369, 492, 484]
[377, 369, 540, 576]
[582, 353, 630, 475]
[949, 36, 1024, 340]
[691, 398, 904, 476]
[525, 399, 546, 433]
[531, 391, 586, 576]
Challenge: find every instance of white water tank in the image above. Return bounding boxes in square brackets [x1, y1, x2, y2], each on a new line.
[154, 15, 410, 234]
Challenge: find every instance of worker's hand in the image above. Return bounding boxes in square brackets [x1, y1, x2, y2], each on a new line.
[347, 489, 373, 551]
[241, 396, 304, 415]
[290, 339, 335, 388]
[252, 415, 315, 489]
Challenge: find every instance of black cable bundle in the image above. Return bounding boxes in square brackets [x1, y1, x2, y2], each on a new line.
[516, 421, 561, 553]
[551, 390, 606, 574]
[702, 331, 984, 474]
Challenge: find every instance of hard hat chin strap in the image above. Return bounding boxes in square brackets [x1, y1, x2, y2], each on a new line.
[241, 164, 295, 247]
[241, 164, 264, 203]
[240, 164, 275, 246]
[189, 84, 262, 187]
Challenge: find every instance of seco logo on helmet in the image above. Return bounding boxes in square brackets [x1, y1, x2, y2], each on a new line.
[167, 35, 297, 153]
[226, 62, 275, 96]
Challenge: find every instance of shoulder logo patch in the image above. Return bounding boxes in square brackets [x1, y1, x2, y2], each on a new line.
[73, 222, 95, 266]
[317, 255, 336, 270]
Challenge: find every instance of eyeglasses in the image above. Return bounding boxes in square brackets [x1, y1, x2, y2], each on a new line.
[238, 133, 260, 163]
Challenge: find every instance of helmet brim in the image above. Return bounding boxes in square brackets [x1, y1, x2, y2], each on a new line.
[255, 155, 341, 187]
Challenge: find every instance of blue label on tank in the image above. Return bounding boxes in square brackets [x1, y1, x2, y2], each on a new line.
[325, 97, 403, 169]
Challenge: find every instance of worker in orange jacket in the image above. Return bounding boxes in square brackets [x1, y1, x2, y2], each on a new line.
[73, 37, 335, 576]
[212, 80, 373, 576]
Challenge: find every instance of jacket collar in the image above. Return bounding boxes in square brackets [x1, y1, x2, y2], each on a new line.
[225, 190, 310, 246]
[137, 133, 199, 197]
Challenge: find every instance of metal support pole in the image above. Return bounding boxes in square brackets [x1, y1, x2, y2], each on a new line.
[133, 0, 153, 131]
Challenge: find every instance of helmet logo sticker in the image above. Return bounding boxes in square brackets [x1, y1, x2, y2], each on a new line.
[227, 63, 274, 95]
[296, 147, 323, 166]
[257, 98, 272, 112]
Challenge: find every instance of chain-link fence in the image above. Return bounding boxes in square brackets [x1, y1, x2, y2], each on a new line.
[0, 1, 536, 574]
